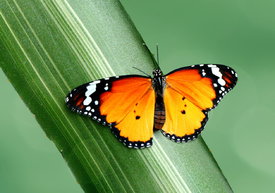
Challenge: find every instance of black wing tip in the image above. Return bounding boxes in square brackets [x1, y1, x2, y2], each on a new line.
[65, 91, 85, 114]
[65, 91, 77, 111]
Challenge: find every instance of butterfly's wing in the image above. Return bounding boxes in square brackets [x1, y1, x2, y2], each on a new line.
[161, 64, 237, 142]
[66, 75, 155, 149]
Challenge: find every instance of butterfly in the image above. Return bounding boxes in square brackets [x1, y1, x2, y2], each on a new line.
[65, 64, 237, 149]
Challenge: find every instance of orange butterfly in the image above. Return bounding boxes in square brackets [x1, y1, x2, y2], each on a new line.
[66, 64, 237, 149]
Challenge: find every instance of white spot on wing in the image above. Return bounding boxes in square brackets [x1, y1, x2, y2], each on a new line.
[84, 80, 100, 106]
[208, 64, 217, 68]
[94, 100, 99, 105]
[210, 66, 226, 86]
[218, 78, 226, 86]
[86, 80, 100, 96]
[83, 97, 92, 105]
[211, 67, 222, 77]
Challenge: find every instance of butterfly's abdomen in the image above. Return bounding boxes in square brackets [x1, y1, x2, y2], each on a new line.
[154, 96, 165, 130]
[152, 74, 166, 130]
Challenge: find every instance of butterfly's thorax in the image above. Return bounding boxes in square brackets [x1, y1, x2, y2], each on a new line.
[152, 69, 166, 130]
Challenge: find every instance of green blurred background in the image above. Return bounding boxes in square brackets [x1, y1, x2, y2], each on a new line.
[1, 0, 275, 192]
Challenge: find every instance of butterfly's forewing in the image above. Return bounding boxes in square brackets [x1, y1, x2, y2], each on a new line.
[66, 75, 155, 149]
[161, 64, 237, 142]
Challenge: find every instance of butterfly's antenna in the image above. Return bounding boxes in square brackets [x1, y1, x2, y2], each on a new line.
[156, 44, 160, 66]
[132, 67, 151, 77]
[142, 42, 160, 70]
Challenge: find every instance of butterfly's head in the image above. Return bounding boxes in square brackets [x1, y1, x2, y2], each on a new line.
[152, 69, 163, 77]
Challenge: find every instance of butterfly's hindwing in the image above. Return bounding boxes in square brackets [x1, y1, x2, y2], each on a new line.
[161, 86, 209, 142]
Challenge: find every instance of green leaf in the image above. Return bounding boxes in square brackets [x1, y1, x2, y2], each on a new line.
[0, 0, 232, 192]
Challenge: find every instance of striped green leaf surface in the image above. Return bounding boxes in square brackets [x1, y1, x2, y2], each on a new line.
[0, 0, 232, 192]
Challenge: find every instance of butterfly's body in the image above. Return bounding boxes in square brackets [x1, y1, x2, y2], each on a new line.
[66, 64, 237, 149]
[152, 69, 166, 130]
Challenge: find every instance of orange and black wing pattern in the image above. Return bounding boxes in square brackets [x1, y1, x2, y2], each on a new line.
[161, 64, 237, 142]
[66, 75, 155, 149]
